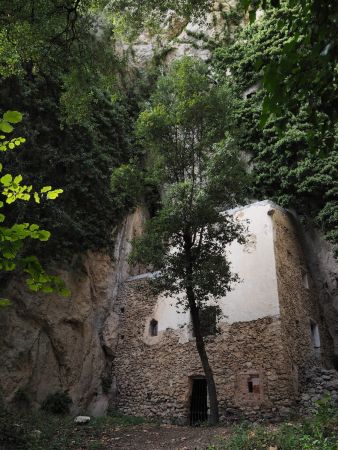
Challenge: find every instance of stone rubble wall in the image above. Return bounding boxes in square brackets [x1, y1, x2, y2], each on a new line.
[272, 208, 334, 373]
[112, 279, 298, 424]
[299, 367, 338, 414]
[111, 206, 335, 424]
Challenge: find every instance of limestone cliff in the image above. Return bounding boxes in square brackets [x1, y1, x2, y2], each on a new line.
[116, 0, 242, 68]
[0, 207, 148, 416]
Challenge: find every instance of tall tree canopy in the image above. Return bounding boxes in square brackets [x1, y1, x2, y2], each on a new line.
[124, 57, 249, 424]
[0, 0, 121, 123]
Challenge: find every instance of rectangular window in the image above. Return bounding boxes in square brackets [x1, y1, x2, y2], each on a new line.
[310, 320, 320, 356]
[247, 374, 260, 394]
[149, 319, 158, 336]
[235, 371, 264, 406]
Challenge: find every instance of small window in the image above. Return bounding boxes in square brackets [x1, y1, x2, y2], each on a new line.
[247, 374, 260, 394]
[149, 319, 158, 337]
[310, 320, 320, 349]
[120, 307, 125, 313]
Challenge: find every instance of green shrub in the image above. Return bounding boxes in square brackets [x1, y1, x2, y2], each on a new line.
[208, 399, 338, 450]
[41, 391, 72, 415]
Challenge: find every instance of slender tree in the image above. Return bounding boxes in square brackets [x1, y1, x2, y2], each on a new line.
[129, 57, 248, 424]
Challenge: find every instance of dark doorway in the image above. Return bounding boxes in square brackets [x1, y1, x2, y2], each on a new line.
[190, 378, 208, 425]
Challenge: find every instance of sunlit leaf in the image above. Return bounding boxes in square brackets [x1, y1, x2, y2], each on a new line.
[3, 110, 23, 124]
[0, 121, 13, 133]
[1, 174, 12, 186]
[34, 192, 40, 203]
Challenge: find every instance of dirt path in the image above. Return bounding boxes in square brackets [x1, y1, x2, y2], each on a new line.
[83, 423, 231, 450]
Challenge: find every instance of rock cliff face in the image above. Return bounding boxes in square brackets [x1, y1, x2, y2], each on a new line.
[299, 226, 338, 364]
[116, 0, 242, 68]
[0, 207, 148, 415]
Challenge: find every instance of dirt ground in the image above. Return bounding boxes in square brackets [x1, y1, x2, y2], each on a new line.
[81, 423, 231, 450]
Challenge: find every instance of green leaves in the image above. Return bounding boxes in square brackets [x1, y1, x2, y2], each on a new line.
[213, 6, 338, 255]
[3, 110, 23, 124]
[129, 56, 248, 307]
[0, 112, 69, 298]
[111, 163, 144, 212]
[0, 121, 13, 133]
[0, 110, 22, 134]
[0, 174, 12, 186]
[46, 189, 63, 199]
[23, 255, 70, 295]
[0, 298, 11, 308]
[41, 186, 52, 193]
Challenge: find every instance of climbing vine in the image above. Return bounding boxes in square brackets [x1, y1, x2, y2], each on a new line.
[213, 5, 338, 253]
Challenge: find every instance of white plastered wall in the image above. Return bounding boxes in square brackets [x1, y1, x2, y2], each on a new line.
[132, 201, 281, 343]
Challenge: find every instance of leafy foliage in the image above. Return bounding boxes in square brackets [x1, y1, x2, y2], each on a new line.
[213, 6, 338, 254]
[0, 0, 144, 264]
[209, 394, 338, 450]
[41, 391, 72, 415]
[239, 0, 338, 147]
[0, 73, 137, 262]
[0, 111, 69, 302]
[131, 57, 248, 302]
[0, 0, 121, 124]
[108, 0, 213, 35]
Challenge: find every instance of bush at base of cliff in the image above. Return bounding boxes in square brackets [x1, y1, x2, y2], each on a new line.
[209, 395, 338, 450]
[41, 391, 72, 415]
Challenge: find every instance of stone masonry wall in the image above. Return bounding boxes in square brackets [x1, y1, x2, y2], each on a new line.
[271, 208, 333, 378]
[112, 279, 297, 424]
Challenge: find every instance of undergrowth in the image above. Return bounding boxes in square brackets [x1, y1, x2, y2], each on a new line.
[0, 409, 147, 450]
[1, 395, 338, 450]
[209, 395, 338, 450]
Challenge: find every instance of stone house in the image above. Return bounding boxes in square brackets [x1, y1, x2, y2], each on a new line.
[111, 200, 333, 424]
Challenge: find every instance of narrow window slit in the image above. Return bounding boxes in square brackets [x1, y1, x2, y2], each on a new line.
[150, 319, 158, 336]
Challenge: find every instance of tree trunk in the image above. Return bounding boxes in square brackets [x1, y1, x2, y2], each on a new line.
[187, 287, 219, 425]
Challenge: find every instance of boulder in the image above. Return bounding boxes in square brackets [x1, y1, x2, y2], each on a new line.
[74, 416, 91, 424]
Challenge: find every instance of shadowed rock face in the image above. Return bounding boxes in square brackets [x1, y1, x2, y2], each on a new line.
[299, 226, 338, 365]
[0, 207, 148, 416]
